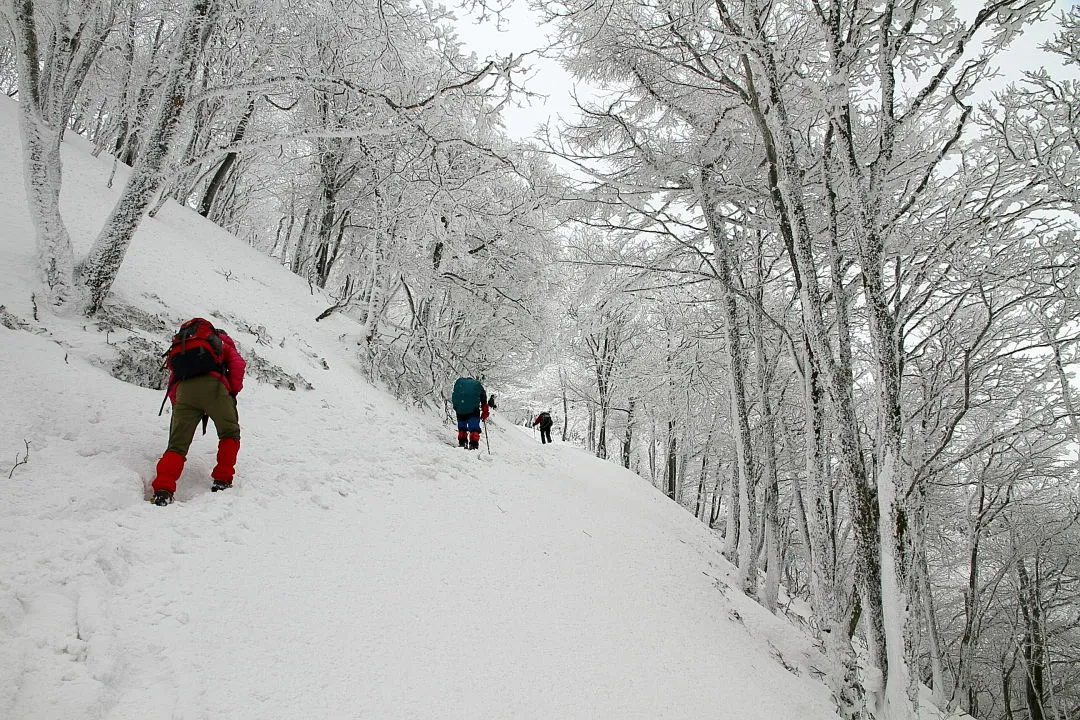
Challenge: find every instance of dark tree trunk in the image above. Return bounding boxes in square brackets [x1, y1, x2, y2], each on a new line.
[198, 97, 256, 218]
[665, 419, 677, 500]
[622, 397, 636, 469]
[1017, 557, 1048, 720]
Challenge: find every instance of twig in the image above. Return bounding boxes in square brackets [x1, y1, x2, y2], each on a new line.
[8, 440, 30, 479]
[315, 274, 356, 322]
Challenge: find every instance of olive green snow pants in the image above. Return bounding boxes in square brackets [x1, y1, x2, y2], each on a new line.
[167, 375, 241, 456]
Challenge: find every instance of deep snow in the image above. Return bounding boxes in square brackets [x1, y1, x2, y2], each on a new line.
[0, 97, 850, 719]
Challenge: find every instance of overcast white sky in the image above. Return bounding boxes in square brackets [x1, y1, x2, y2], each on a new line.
[452, 3, 572, 139]
[453, 0, 1077, 140]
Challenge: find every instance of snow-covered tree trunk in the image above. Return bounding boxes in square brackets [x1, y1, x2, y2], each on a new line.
[752, 63, 884, 720]
[7, 0, 113, 312]
[733, 41, 880, 712]
[723, 462, 739, 561]
[1015, 553, 1050, 720]
[14, 83, 79, 311]
[80, 0, 220, 315]
[699, 167, 759, 596]
[858, 229, 919, 720]
[751, 238, 782, 614]
[874, 447, 917, 720]
[799, 339, 869, 718]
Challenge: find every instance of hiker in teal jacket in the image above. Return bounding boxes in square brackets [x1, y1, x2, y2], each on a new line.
[451, 377, 489, 450]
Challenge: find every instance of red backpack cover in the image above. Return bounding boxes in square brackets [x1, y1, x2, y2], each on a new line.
[166, 318, 225, 381]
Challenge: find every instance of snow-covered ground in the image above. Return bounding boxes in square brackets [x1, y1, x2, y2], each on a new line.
[0, 98, 843, 719]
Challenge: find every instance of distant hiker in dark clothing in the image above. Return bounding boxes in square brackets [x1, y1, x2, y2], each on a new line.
[487, 394, 497, 410]
[151, 318, 246, 506]
[533, 411, 553, 444]
[452, 377, 489, 450]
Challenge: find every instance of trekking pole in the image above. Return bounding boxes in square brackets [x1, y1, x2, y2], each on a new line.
[483, 418, 491, 453]
[158, 363, 171, 416]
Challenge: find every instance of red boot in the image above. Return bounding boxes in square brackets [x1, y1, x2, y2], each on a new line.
[152, 451, 185, 494]
[211, 438, 240, 485]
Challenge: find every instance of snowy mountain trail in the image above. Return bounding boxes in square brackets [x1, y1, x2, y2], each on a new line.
[0, 96, 842, 719]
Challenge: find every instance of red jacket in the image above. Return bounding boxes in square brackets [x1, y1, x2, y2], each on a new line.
[168, 331, 246, 403]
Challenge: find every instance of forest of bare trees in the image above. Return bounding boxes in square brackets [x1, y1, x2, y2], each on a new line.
[2, 0, 1077, 719]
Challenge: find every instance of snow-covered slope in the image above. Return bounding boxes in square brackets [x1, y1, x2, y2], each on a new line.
[0, 98, 841, 719]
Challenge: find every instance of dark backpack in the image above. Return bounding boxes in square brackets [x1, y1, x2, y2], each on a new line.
[165, 318, 225, 382]
[538, 412, 552, 428]
[452, 377, 485, 415]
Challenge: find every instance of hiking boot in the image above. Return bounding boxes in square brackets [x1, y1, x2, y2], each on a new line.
[211, 480, 232, 492]
[468, 440, 479, 450]
[152, 489, 174, 506]
[458, 437, 467, 448]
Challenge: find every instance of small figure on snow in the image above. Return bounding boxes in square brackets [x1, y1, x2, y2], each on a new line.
[533, 411, 554, 444]
[150, 318, 247, 506]
[451, 377, 489, 450]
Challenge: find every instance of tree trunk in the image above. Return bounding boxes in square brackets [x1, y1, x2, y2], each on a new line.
[587, 403, 596, 453]
[699, 167, 759, 595]
[860, 238, 918, 720]
[15, 94, 79, 311]
[592, 332, 613, 460]
[313, 184, 339, 288]
[723, 463, 739, 561]
[117, 18, 168, 167]
[560, 368, 569, 442]
[694, 446, 709, 520]
[10, 0, 78, 311]
[648, 416, 658, 486]
[80, 0, 221, 315]
[917, 538, 946, 708]
[596, 414, 608, 459]
[290, 206, 314, 276]
[750, 235, 782, 613]
[742, 49, 882, 714]
[952, 480, 986, 712]
[709, 460, 724, 529]
[198, 97, 257, 219]
[665, 419, 677, 501]
[622, 396, 636, 469]
[1016, 554, 1049, 720]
